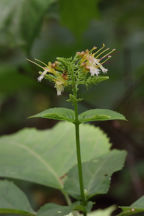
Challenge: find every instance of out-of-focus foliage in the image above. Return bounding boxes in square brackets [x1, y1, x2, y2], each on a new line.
[59, 0, 100, 37]
[64, 150, 126, 199]
[118, 196, 144, 216]
[0, 122, 111, 189]
[88, 206, 115, 216]
[0, 64, 34, 93]
[37, 203, 72, 216]
[0, 122, 125, 215]
[0, 179, 116, 216]
[0, 180, 34, 215]
[0, 0, 55, 52]
[0, 0, 144, 210]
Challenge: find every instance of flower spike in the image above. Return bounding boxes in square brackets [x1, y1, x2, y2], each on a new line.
[27, 45, 115, 96]
[77, 45, 115, 76]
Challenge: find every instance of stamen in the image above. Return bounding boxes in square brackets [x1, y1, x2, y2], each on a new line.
[94, 43, 105, 56]
[34, 58, 47, 67]
[94, 58, 108, 73]
[100, 49, 116, 60]
[76, 52, 81, 56]
[27, 58, 44, 70]
[101, 55, 112, 64]
[92, 46, 97, 51]
[89, 46, 97, 53]
[95, 48, 110, 58]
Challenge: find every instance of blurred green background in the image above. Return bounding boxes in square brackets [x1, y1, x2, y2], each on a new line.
[0, 0, 144, 212]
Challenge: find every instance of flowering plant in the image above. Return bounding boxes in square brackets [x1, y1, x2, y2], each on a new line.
[28, 46, 126, 216]
[0, 46, 143, 216]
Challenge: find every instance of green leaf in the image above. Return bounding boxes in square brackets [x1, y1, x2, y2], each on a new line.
[118, 196, 144, 216]
[0, 180, 35, 216]
[37, 203, 72, 216]
[0, 122, 111, 190]
[64, 150, 127, 199]
[37, 204, 115, 216]
[131, 196, 144, 208]
[85, 76, 109, 86]
[87, 206, 115, 216]
[79, 109, 126, 123]
[0, 0, 55, 52]
[59, 0, 100, 37]
[30, 107, 75, 122]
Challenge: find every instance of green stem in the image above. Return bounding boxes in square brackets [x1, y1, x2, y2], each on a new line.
[70, 63, 87, 216]
[62, 191, 79, 216]
[63, 191, 72, 206]
[74, 101, 87, 216]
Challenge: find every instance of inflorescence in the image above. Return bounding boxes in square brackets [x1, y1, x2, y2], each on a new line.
[27, 45, 115, 96]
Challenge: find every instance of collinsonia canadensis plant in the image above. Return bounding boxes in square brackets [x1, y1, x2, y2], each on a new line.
[0, 45, 144, 216]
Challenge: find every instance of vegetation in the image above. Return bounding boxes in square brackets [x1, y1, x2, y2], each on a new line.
[0, 0, 144, 215]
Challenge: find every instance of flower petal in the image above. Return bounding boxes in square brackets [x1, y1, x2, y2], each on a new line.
[89, 66, 100, 76]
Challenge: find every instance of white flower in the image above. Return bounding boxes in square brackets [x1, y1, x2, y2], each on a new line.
[37, 68, 49, 82]
[88, 55, 96, 64]
[94, 58, 108, 73]
[55, 80, 64, 96]
[77, 46, 115, 77]
[89, 66, 100, 76]
[85, 54, 108, 75]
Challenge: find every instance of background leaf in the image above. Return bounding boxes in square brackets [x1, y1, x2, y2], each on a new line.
[37, 203, 72, 216]
[79, 109, 126, 123]
[118, 196, 144, 216]
[87, 206, 115, 216]
[0, 0, 55, 52]
[31, 107, 75, 122]
[0, 180, 35, 216]
[0, 64, 33, 93]
[64, 150, 127, 199]
[59, 0, 100, 36]
[0, 122, 111, 190]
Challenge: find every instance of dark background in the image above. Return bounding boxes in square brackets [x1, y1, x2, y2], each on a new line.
[0, 0, 144, 212]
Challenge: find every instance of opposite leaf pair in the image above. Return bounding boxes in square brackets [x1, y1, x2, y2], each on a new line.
[30, 107, 126, 123]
